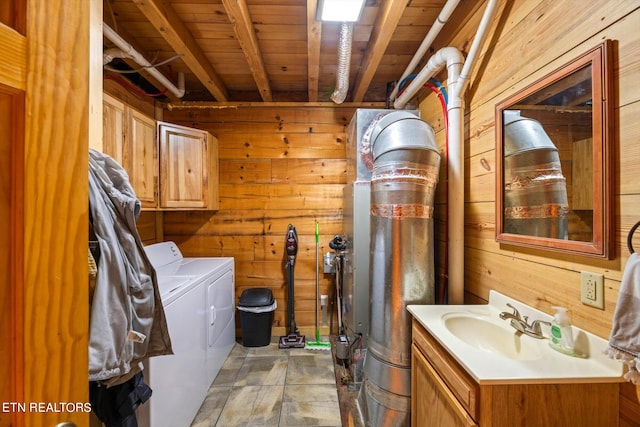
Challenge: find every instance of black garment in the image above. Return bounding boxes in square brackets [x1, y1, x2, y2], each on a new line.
[90, 371, 152, 427]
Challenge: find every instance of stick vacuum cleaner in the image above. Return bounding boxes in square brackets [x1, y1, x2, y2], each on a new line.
[279, 224, 306, 349]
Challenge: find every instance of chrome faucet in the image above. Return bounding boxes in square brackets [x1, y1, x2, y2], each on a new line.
[499, 303, 549, 339]
[527, 319, 552, 338]
[499, 303, 528, 333]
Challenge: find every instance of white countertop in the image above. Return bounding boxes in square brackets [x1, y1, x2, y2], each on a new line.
[408, 290, 624, 385]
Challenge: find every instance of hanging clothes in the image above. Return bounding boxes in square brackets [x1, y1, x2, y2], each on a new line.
[88, 148, 172, 386]
[90, 371, 152, 427]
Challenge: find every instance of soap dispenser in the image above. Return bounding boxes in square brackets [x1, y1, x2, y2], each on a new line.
[549, 306, 575, 355]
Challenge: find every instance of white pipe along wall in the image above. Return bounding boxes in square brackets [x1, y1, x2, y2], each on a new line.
[388, 0, 461, 101]
[103, 23, 186, 99]
[393, 0, 500, 305]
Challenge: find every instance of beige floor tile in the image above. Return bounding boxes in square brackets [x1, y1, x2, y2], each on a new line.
[285, 355, 337, 385]
[234, 355, 289, 386]
[190, 385, 232, 427]
[192, 339, 349, 426]
[215, 385, 284, 427]
[245, 342, 285, 357]
[279, 384, 342, 426]
[229, 345, 249, 358]
[211, 355, 244, 386]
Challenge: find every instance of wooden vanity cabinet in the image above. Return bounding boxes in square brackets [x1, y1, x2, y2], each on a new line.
[412, 346, 477, 426]
[411, 319, 619, 427]
[158, 121, 219, 210]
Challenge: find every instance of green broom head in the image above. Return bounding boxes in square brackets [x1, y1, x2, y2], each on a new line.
[305, 330, 331, 350]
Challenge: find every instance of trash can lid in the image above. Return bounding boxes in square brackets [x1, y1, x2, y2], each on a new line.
[239, 288, 274, 307]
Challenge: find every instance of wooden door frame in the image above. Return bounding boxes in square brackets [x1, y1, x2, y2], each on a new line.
[0, 1, 94, 426]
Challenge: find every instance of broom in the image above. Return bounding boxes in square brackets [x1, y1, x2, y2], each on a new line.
[305, 221, 331, 351]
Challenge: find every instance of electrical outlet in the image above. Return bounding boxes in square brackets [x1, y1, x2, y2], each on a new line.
[580, 271, 604, 309]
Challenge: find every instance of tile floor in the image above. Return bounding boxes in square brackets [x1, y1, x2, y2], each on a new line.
[191, 339, 348, 427]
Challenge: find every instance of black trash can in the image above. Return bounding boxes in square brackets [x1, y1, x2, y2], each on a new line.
[238, 288, 277, 347]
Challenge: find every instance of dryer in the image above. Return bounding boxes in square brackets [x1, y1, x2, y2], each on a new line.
[138, 241, 235, 427]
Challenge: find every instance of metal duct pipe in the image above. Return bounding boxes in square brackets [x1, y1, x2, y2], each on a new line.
[103, 23, 186, 98]
[358, 111, 440, 426]
[503, 113, 568, 239]
[331, 23, 354, 104]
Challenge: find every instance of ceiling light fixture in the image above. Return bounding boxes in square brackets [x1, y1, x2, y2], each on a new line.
[316, 0, 365, 22]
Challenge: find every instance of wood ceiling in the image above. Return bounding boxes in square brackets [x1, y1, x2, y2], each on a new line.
[103, 0, 482, 105]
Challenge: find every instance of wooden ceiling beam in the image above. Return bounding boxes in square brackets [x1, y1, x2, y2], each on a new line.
[306, 0, 321, 102]
[131, 0, 229, 101]
[221, 0, 272, 102]
[166, 101, 386, 110]
[351, 0, 408, 102]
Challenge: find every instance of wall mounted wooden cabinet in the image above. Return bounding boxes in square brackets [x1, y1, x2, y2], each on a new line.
[102, 94, 158, 209]
[103, 96, 219, 211]
[128, 108, 158, 209]
[411, 320, 619, 427]
[102, 93, 126, 164]
[158, 121, 219, 210]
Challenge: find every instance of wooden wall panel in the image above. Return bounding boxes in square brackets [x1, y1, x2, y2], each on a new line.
[137, 211, 162, 245]
[162, 106, 354, 336]
[420, 0, 640, 421]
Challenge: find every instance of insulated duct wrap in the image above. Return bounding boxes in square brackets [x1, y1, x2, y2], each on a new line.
[359, 111, 440, 427]
[503, 113, 568, 239]
[330, 23, 354, 104]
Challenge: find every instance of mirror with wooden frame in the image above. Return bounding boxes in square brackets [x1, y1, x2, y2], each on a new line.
[495, 40, 613, 258]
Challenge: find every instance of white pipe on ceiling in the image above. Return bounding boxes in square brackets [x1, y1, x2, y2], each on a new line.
[393, 0, 500, 305]
[388, 0, 461, 101]
[103, 23, 186, 99]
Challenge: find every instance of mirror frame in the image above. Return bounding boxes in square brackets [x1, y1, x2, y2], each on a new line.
[495, 40, 613, 258]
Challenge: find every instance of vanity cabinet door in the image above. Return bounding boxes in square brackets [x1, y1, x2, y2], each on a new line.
[412, 344, 477, 427]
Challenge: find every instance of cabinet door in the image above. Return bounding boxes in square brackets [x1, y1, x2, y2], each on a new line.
[158, 121, 216, 209]
[102, 93, 126, 163]
[128, 108, 158, 208]
[412, 345, 477, 427]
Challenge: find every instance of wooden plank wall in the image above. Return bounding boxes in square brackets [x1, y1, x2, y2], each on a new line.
[416, 0, 640, 423]
[162, 106, 355, 337]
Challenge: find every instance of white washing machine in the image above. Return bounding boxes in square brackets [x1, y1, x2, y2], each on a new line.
[137, 241, 235, 427]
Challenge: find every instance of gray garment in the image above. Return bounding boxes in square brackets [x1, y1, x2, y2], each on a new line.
[88, 149, 172, 385]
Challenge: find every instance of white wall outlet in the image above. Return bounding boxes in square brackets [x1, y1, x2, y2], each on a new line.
[580, 271, 604, 309]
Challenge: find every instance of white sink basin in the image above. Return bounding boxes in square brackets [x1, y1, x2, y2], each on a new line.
[408, 290, 624, 384]
[443, 313, 542, 360]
